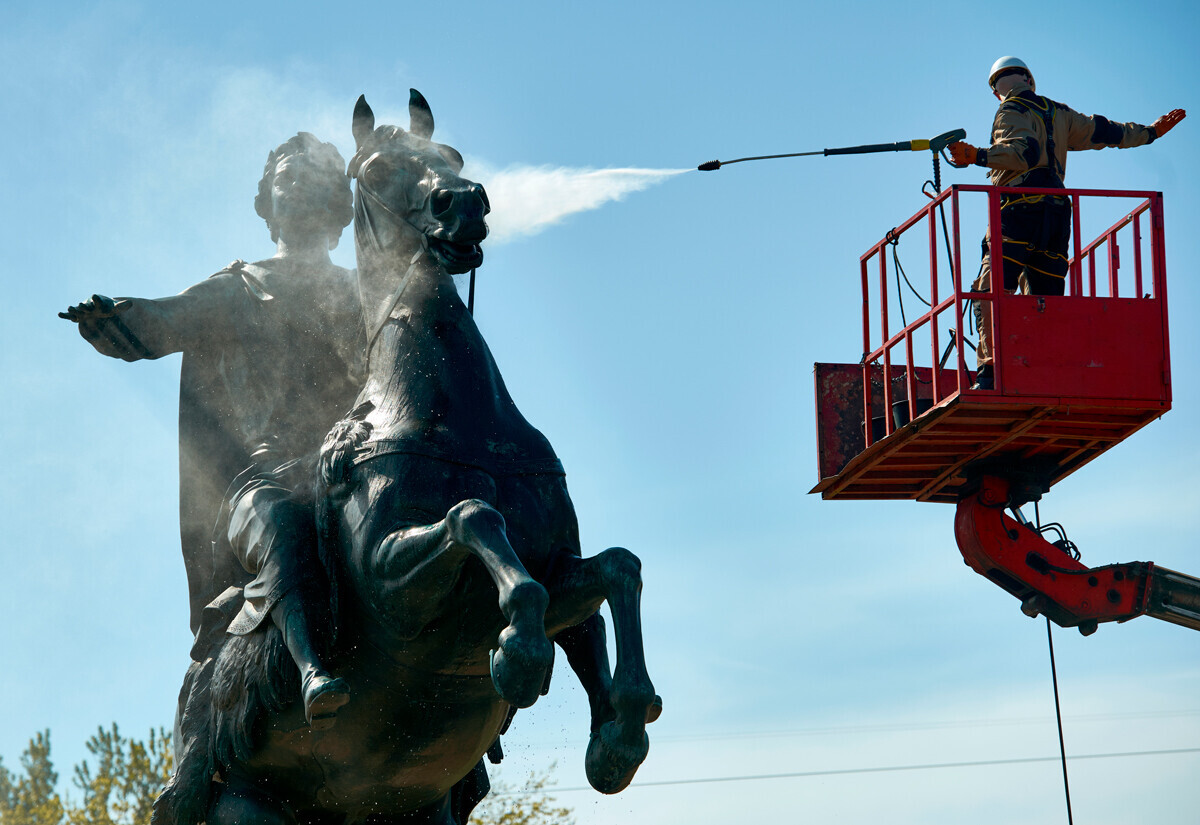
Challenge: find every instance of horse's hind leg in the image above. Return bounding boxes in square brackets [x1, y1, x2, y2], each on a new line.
[557, 614, 663, 732]
[545, 548, 658, 794]
[555, 615, 614, 731]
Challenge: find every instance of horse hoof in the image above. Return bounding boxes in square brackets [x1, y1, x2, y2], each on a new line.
[584, 721, 649, 794]
[489, 581, 553, 708]
[489, 631, 553, 709]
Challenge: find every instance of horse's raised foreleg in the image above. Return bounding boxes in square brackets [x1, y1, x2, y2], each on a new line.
[545, 548, 659, 794]
[372, 499, 553, 708]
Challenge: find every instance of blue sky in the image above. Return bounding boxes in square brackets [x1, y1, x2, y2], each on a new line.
[3, 1, 1199, 822]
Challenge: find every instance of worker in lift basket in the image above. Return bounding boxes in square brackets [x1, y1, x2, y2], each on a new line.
[947, 56, 1185, 390]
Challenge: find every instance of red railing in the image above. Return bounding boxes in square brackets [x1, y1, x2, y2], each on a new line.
[860, 184, 1167, 448]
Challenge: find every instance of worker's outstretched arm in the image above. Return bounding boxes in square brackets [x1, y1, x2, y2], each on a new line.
[951, 107, 1186, 171]
[1064, 106, 1185, 151]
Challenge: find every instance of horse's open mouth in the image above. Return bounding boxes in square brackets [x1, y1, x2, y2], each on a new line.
[429, 238, 484, 274]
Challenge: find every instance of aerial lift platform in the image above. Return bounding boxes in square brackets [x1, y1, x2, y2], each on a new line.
[811, 184, 1200, 635]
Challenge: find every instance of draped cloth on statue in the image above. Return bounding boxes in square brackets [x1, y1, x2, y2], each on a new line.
[174, 259, 365, 639]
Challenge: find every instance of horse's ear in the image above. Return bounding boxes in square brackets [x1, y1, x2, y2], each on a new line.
[353, 95, 375, 149]
[437, 144, 464, 173]
[409, 89, 434, 140]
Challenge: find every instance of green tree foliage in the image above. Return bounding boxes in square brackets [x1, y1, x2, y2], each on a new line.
[0, 732, 65, 825]
[0, 728, 171, 825]
[69, 725, 172, 825]
[2, 727, 570, 825]
[468, 767, 574, 825]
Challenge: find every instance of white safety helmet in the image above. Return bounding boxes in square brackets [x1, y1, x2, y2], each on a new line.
[989, 56, 1033, 89]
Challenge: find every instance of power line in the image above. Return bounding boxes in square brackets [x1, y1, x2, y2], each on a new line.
[653, 708, 1200, 743]
[515, 708, 1200, 748]
[498, 747, 1200, 795]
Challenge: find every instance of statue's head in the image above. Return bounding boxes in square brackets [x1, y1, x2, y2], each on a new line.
[255, 132, 354, 249]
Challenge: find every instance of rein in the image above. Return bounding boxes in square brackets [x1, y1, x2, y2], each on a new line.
[357, 176, 431, 227]
[354, 180, 433, 358]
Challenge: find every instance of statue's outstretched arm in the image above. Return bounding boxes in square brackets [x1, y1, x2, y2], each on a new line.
[60, 275, 235, 361]
[61, 294, 156, 360]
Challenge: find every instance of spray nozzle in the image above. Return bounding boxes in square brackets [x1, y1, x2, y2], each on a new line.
[928, 128, 967, 154]
[697, 160, 722, 172]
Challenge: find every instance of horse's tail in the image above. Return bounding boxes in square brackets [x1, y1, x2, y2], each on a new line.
[151, 626, 295, 825]
[210, 626, 295, 764]
[152, 659, 216, 825]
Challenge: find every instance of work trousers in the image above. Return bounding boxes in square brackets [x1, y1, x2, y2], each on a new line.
[972, 197, 1072, 367]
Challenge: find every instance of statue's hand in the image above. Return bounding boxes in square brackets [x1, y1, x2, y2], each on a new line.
[58, 294, 131, 324]
[59, 294, 148, 360]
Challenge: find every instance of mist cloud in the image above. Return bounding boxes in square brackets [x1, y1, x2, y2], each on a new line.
[471, 164, 688, 244]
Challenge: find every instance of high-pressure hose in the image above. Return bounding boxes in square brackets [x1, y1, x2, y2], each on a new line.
[698, 128, 965, 173]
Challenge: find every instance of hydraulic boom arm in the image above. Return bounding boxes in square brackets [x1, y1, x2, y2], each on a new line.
[954, 475, 1200, 635]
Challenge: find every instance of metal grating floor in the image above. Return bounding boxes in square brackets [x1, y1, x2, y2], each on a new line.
[811, 391, 1165, 503]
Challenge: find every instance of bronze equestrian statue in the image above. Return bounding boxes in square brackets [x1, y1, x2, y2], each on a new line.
[62, 91, 659, 825]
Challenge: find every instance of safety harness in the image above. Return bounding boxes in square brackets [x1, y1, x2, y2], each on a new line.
[999, 91, 1067, 209]
[980, 91, 1073, 288]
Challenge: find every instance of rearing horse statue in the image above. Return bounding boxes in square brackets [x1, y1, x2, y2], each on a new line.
[157, 91, 658, 825]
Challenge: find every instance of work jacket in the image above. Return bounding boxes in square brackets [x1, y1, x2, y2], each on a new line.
[982, 79, 1156, 187]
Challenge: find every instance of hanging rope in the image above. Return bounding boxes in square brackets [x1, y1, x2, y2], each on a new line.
[1046, 619, 1075, 825]
[922, 155, 986, 357]
[886, 229, 931, 329]
[883, 230, 935, 385]
[1036, 500, 1075, 825]
[923, 150, 959, 281]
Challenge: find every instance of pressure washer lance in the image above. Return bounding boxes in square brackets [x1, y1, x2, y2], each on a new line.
[698, 128, 967, 182]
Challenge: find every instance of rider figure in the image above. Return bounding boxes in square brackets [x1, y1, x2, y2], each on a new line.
[62, 133, 365, 728]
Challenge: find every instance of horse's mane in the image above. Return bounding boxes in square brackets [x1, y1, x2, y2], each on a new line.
[347, 125, 407, 177]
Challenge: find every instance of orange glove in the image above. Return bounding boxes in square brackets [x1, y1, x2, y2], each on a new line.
[1152, 108, 1186, 138]
[948, 141, 980, 166]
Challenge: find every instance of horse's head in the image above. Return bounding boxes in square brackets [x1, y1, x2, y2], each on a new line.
[349, 91, 489, 275]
